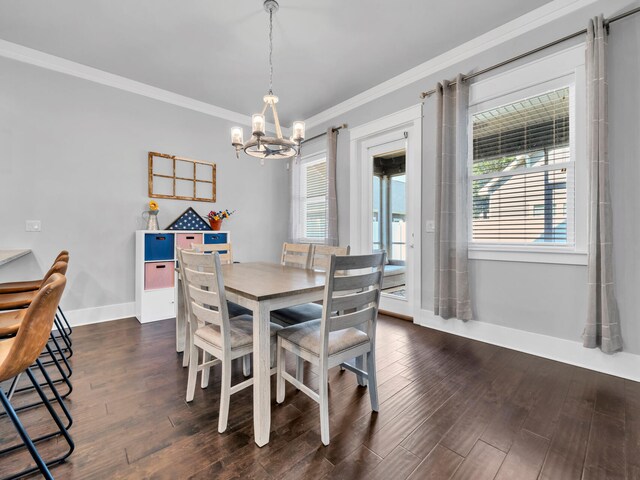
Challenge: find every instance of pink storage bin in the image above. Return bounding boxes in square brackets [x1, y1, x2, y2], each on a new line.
[176, 233, 203, 250]
[144, 261, 175, 290]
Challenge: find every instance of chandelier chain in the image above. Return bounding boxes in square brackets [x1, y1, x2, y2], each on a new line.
[268, 7, 273, 94]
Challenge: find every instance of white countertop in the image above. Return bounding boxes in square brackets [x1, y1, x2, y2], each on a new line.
[0, 249, 32, 266]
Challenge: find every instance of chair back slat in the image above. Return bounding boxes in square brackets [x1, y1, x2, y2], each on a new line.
[190, 298, 223, 327]
[191, 243, 233, 264]
[329, 288, 378, 313]
[332, 271, 382, 292]
[319, 251, 385, 358]
[281, 243, 312, 269]
[328, 307, 377, 332]
[311, 245, 350, 270]
[186, 274, 222, 309]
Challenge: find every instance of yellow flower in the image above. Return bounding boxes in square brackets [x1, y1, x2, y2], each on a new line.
[149, 201, 159, 211]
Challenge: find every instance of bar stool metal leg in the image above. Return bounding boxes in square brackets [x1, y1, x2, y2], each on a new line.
[0, 387, 54, 480]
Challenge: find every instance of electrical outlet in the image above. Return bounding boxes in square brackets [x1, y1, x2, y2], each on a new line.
[26, 220, 41, 232]
[425, 220, 435, 233]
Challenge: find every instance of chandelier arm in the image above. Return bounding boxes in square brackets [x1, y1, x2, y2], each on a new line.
[261, 102, 269, 116]
[270, 102, 283, 139]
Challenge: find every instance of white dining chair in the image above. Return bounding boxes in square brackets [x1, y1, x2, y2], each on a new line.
[191, 242, 233, 265]
[183, 250, 282, 433]
[271, 244, 350, 327]
[280, 242, 313, 269]
[275, 251, 385, 445]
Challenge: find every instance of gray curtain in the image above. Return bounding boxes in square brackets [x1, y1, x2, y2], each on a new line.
[582, 15, 622, 353]
[326, 128, 339, 246]
[288, 158, 303, 243]
[434, 75, 472, 320]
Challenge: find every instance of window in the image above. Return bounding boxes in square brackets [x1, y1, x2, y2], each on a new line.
[471, 87, 572, 245]
[292, 154, 328, 243]
[467, 45, 587, 264]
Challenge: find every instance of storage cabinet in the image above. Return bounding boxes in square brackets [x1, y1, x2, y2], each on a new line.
[135, 230, 231, 323]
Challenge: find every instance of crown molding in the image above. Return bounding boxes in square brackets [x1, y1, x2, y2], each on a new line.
[303, 0, 614, 129]
[0, 38, 260, 127]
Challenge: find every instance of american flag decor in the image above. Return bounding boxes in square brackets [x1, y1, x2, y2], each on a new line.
[166, 207, 212, 231]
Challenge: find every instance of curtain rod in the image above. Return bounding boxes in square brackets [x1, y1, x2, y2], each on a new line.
[419, 6, 640, 99]
[302, 123, 348, 144]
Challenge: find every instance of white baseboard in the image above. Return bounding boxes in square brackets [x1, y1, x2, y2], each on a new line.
[416, 310, 640, 382]
[63, 302, 136, 328]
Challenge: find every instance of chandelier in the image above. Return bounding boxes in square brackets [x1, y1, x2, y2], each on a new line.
[231, 0, 305, 161]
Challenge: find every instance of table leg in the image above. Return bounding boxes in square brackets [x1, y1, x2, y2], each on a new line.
[252, 301, 271, 447]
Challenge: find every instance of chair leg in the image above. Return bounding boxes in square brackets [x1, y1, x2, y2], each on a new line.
[276, 338, 285, 404]
[295, 357, 304, 388]
[201, 352, 212, 388]
[218, 358, 232, 433]
[0, 387, 54, 480]
[182, 321, 191, 368]
[186, 343, 199, 402]
[242, 354, 251, 377]
[57, 306, 73, 336]
[355, 355, 367, 387]
[319, 363, 330, 446]
[367, 350, 379, 412]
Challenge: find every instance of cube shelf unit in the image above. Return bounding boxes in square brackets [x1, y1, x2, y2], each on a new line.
[135, 230, 230, 323]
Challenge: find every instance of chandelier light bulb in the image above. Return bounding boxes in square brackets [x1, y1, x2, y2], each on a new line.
[252, 114, 266, 136]
[292, 121, 305, 141]
[231, 127, 244, 146]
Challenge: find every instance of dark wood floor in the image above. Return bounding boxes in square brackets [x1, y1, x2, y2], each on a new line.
[2, 315, 639, 479]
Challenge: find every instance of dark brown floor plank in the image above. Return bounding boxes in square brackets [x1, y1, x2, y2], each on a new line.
[406, 444, 463, 480]
[367, 446, 421, 480]
[582, 411, 626, 480]
[450, 440, 505, 480]
[494, 429, 549, 480]
[4, 315, 637, 480]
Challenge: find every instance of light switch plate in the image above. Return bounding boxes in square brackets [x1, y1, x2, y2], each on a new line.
[425, 220, 435, 233]
[26, 220, 41, 232]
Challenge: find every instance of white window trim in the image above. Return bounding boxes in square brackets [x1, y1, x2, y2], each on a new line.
[467, 44, 587, 265]
[295, 151, 328, 244]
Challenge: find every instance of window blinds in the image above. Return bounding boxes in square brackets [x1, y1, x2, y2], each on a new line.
[303, 159, 328, 240]
[471, 87, 573, 245]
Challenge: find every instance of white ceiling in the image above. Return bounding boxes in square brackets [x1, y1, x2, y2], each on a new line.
[0, 1, 554, 123]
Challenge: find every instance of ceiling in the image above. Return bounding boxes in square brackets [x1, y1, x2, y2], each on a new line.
[0, 1, 554, 123]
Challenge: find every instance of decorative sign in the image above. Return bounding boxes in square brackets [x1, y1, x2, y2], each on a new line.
[166, 207, 212, 231]
[148, 152, 216, 202]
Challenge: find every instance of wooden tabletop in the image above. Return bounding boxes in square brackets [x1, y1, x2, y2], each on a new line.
[0, 249, 32, 267]
[221, 262, 326, 301]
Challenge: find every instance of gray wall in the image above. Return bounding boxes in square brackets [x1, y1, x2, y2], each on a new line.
[0, 58, 289, 312]
[305, 1, 640, 354]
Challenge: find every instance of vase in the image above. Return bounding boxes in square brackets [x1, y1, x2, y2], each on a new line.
[142, 210, 159, 230]
[209, 218, 222, 231]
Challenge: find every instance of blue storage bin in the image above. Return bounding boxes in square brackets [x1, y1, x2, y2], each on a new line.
[204, 233, 228, 244]
[145, 233, 175, 261]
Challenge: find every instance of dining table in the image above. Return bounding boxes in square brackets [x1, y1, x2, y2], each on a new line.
[220, 261, 326, 447]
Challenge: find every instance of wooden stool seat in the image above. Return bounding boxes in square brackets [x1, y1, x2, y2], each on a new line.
[0, 251, 69, 296]
[0, 260, 68, 311]
[0, 291, 36, 311]
[0, 309, 25, 337]
[0, 280, 40, 295]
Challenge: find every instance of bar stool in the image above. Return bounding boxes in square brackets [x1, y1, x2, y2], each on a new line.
[0, 262, 73, 406]
[0, 252, 73, 339]
[0, 251, 68, 294]
[0, 260, 73, 359]
[0, 273, 74, 480]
